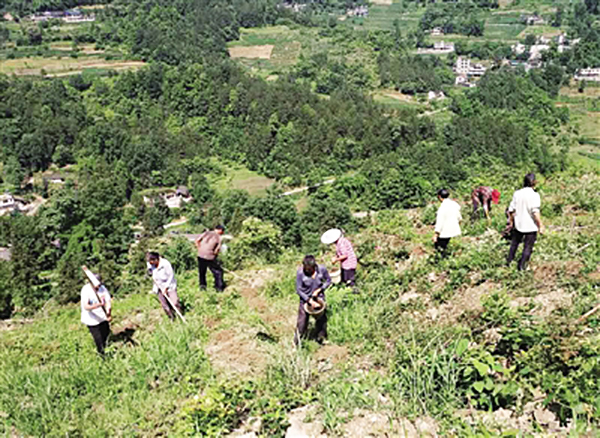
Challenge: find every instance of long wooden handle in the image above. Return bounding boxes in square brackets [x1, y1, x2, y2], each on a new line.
[578, 304, 600, 324]
[152, 279, 187, 324]
[82, 266, 109, 319]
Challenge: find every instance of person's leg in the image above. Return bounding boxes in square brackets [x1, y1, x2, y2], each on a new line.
[507, 230, 523, 266]
[167, 288, 182, 315]
[518, 232, 538, 271]
[208, 259, 225, 291]
[198, 257, 208, 290]
[343, 269, 356, 287]
[99, 321, 111, 353]
[157, 290, 175, 320]
[472, 195, 479, 221]
[435, 238, 450, 258]
[294, 303, 309, 346]
[88, 324, 106, 356]
[315, 311, 328, 343]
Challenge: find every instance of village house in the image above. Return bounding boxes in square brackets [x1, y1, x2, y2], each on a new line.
[455, 76, 476, 88]
[427, 91, 446, 101]
[430, 27, 444, 36]
[30, 9, 95, 23]
[143, 186, 193, 210]
[346, 6, 368, 17]
[454, 57, 487, 77]
[522, 14, 545, 25]
[575, 68, 600, 82]
[0, 194, 28, 216]
[43, 173, 66, 185]
[0, 247, 11, 262]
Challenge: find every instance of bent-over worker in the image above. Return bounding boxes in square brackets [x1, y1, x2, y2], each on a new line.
[433, 189, 462, 258]
[81, 274, 112, 357]
[471, 186, 501, 223]
[321, 229, 358, 288]
[147, 252, 182, 320]
[295, 255, 331, 346]
[506, 173, 544, 271]
[195, 225, 225, 292]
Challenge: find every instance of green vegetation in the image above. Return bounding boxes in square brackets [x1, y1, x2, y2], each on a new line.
[1, 0, 600, 434]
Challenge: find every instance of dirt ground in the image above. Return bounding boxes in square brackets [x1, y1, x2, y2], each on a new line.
[228, 45, 274, 60]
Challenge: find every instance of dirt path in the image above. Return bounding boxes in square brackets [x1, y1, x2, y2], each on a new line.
[205, 268, 295, 376]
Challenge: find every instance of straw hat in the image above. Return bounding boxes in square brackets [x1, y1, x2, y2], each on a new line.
[304, 298, 327, 317]
[321, 228, 342, 245]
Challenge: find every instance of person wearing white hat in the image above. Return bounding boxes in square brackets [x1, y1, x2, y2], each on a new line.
[321, 228, 357, 289]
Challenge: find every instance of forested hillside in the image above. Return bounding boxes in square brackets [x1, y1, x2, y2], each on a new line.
[0, 0, 599, 435]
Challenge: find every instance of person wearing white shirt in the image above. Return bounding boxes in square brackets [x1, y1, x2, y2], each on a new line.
[147, 252, 182, 321]
[433, 189, 462, 258]
[81, 275, 112, 356]
[507, 173, 545, 271]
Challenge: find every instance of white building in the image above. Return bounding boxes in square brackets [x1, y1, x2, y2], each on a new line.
[575, 68, 600, 82]
[427, 91, 446, 100]
[455, 76, 476, 88]
[430, 27, 444, 36]
[454, 58, 487, 77]
[0, 194, 15, 210]
[433, 41, 455, 52]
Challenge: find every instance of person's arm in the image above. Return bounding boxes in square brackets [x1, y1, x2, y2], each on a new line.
[214, 237, 222, 256]
[195, 232, 206, 248]
[163, 261, 176, 293]
[82, 288, 103, 311]
[533, 211, 544, 234]
[507, 194, 517, 227]
[434, 206, 444, 242]
[296, 271, 311, 302]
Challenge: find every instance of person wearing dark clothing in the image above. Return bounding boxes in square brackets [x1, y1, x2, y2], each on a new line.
[506, 173, 545, 271]
[294, 255, 331, 346]
[196, 225, 225, 291]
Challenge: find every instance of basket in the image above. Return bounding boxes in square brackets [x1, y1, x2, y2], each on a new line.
[304, 299, 327, 317]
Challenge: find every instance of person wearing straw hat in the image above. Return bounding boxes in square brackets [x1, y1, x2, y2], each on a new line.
[294, 255, 331, 346]
[147, 252, 182, 321]
[81, 273, 112, 357]
[321, 228, 357, 289]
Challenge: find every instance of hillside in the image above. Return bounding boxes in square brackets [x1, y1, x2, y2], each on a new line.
[1, 170, 599, 436]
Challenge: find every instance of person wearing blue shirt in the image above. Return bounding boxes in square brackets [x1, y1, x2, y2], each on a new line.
[294, 255, 331, 346]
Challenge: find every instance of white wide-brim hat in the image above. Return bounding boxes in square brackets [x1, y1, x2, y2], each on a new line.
[321, 228, 342, 245]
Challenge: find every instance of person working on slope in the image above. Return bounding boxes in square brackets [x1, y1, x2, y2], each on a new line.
[506, 173, 545, 271]
[471, 186, 501, 223]
[295, 255, 331, 346]
[147, 252, 182, 321]
[195, 225, 225, 292]
[321, 228, 358, 290]
[433, 188, 462, 259]
[81, 274, 112, 357]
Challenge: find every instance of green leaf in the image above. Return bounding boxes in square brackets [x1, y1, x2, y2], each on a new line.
[456, 339, 469, 357]
[473, 359, 489, 376]
[473, 381, 485, 393]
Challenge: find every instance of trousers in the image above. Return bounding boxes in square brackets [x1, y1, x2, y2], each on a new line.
[507, 230, 537, 271]
[88, 321, 110, 356]
[158, 288, 182, 320]
[198, 257, 225, 291]
[434, 238, 451, 258]
[294, 302, 327, 345]
[341, 268, 356, 287]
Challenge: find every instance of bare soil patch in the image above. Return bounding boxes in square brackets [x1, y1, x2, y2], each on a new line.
[206, 328, 268, 376]
[228, 45, 274, 59]
[430, 281, 500, 324]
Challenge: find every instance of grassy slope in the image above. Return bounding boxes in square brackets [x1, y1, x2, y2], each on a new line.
[2, 170, 600, 436]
